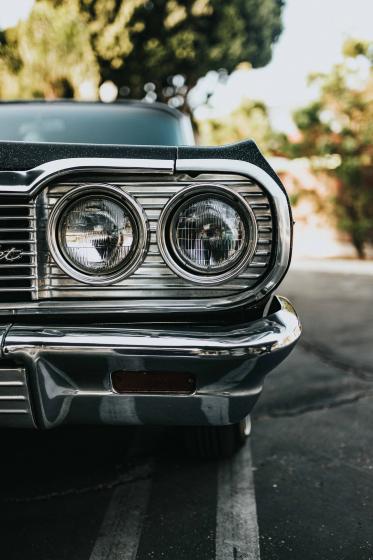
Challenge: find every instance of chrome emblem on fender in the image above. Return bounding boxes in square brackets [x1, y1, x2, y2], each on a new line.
[0, 247, 25, 262]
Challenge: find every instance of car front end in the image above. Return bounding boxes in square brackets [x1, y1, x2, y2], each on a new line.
[0, 142, 301, 436]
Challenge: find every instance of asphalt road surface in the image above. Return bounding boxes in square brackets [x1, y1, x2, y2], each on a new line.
[253, 263, 373, 560]
[0, 264, 372, 560]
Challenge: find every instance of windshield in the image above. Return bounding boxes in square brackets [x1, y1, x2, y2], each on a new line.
[0, 103, 190, 146]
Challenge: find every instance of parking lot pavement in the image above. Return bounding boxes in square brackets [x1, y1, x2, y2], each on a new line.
[252, 267, 373, 559]
[0, 265, 371, 560]
[0, 424, 260, 560]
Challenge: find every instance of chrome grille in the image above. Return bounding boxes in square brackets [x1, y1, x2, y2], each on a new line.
[0, 197, 37, 302]
[38, 173, 273, 300]
[0, 362, 35, 427]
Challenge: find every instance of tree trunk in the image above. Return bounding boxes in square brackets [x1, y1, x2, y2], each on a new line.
[352, 234, 366, 259]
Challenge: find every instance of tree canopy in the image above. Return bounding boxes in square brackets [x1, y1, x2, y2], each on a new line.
[0, 1, 99, 99]
[0, 0, 284, 106]
[78, 0, 284, 104]
[286, 39, 373, 258]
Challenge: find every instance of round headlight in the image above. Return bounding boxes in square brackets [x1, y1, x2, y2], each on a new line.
[48, 185, 148, 285]
[59, 196, 135, 275]
[171, 196, 246, 274]
[158, 184, 258, 284]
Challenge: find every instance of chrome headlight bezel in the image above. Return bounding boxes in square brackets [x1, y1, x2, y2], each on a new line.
[47, 184, 149, 285]
[157, 184, 258, 285]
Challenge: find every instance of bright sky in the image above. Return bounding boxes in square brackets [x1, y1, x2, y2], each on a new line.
[1, 0, 372, 132]
[0, 0, 33, 28]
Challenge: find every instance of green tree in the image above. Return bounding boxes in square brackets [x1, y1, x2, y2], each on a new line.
[197, 98, 285, 154]
[1, 0, 284, 107]
[76, 0, 284, 106]
[0, 0, 99, 99]
[286, 39, 373, 258]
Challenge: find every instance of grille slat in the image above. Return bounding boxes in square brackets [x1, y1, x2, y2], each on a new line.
[250, 203, 270, 209]
[0, 197, 36, 303]
[0, 216, 36, 220]
[0, 364, 35, 427]
[0, 204, 33, 208]
[0, 275, 36, 280]
[248, 262, 267, 268]
[0, 240, 35, 246]
[0, 263, 36, 268]
[0, 287, 36, 292]
[0, 227, 36, 232]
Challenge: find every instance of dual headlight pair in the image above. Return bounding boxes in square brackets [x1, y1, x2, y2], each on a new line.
[48, 184, 258, 286]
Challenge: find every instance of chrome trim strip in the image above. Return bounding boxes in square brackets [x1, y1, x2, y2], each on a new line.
[0, 204, 34, 208]
[0, 275, 36, 280]
[0, 227, 35, 232]
[5, 296, 300, 358]
[0, 158, 175, 195]
[0, 216, 36, 220]
[0, 409, 29, 414]
[0, 264, 36, 268]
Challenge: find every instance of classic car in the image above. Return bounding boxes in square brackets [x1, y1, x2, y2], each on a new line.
[0, 100, 301, 457]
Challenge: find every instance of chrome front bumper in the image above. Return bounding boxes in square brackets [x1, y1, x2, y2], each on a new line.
[0, 296, 301, 429]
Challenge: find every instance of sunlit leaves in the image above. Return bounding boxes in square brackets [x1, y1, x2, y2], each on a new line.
[0, 0, 99, 99]
[77, 0, 284, 105]
[0, 0, 284, 107]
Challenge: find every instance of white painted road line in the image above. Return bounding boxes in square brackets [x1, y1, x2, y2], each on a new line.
[89, 474, 151, 560]
[216, 440, 261, 560]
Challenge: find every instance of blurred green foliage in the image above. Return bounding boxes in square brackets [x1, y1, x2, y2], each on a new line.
[197, 99, 286, 154]
[0, 0, 284, 107]
[79, 0, 284, 104]
[283, 39, 373, 258]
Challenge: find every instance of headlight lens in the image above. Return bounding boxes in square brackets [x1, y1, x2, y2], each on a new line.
[157, 185, 258, 284]
[58, 196, 136, 275]
[171, 196, 247, 273]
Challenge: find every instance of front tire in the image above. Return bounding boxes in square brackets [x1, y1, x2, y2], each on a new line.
[184, 416, 251, 459]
